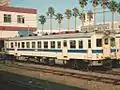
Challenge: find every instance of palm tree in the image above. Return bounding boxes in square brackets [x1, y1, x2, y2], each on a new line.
[87, 10, 93, 26]
[38, 15, 46, 34]
[107, 0, 118, 32]
[55, 13, 63, 33]
[79, 13, 86, 30]
[117, 2, 120, 14]
[72, 7, 79, 31]
[79, 0, 88, 26]
[47, 7, 55, 33]
[99, 0, 109, 28]
[64, 9, 72, 31]
[90, 0, 100, 25]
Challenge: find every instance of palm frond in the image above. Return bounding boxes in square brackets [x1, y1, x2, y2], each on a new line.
[107, 0, 118, 12]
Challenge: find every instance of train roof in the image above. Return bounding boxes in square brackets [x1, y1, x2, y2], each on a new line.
[5, 30, 117, 41]
[5, 32, 95, 41]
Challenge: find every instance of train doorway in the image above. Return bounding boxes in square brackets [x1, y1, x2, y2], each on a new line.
[103, 37, 111, 58]
[62, 40, 68, 59]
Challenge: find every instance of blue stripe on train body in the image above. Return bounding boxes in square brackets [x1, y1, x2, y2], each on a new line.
[92, 50, 103, 53]
[6, 48, 117, 53]
[68, 50, 87, 53]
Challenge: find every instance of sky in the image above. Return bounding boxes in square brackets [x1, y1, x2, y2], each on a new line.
[11, 0, 120, 31]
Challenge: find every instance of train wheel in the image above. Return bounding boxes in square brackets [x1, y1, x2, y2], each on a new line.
[72, 60, 80, 70]
[49, 58, 55, 66]
[49, 60, 55, 66]
[103, 60, 112, 69]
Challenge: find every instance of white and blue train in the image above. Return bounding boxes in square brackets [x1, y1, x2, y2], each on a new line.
[4, 30, 120, 69]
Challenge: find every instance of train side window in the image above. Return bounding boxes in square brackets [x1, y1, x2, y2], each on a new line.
[105, 38, 108, 45]
[44, 41, 48, 48]
[63, 40, 67, 47]
[26, 42, 30, 48]
[37, 41, 41, 48]
[32, 42, 36, 48]
[88, 39, 91, 48]
[57, 41, 61, 48]
[15, 42, 17, 47]
[79, 40, 83, 48]
[96, 39, 102, 47]
[70, 40, 76, 48]
[110, 38, 115, 47]
[51, 41, 55, 48]
[21, 42, 25, 48]
[18, 42, 20, 48]
[10, 42, 14, 48]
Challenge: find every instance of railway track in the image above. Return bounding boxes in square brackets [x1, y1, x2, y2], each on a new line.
[2, 61, 120, 85]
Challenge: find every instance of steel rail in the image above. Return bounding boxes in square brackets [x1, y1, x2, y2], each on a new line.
[4, 62, 120, 85]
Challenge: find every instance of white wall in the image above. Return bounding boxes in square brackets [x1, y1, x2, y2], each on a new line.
[0, 11, 37, 27]
[0, 30, 18, 38]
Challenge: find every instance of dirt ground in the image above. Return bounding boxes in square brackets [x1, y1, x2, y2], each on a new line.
[0, 63, 120, 90]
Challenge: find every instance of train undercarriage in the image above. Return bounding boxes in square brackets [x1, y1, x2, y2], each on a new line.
[1, 54, 120, 71]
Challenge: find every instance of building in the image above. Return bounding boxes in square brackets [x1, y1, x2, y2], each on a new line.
[81, 21, 120, 32]
[0, 6, 37, 51]
[0, 6, 37, 38]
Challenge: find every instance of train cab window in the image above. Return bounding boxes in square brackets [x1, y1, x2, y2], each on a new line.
[79, 40, 83, 48]
[37, 41, 41, 48]
[26, 42, 30, 48]
[18, 42, 20, 48]
[21, 42, 25, 48]
[88, 40, 91, 48]
[110, 38, 115, 47]
[105, 38, 108, 45]
[44, 41, 48, 48]
[63, 40, 67, 47]
[70, 40, 76, 48]
[96, 39, 102, 47]
[57, 41, 61, 48]
[51, 41, 55, 48]
[32, 42, 36, 48]
[10, 42, 14, 48]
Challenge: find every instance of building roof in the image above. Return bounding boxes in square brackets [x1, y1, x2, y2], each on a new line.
[0, 6, 37, 14]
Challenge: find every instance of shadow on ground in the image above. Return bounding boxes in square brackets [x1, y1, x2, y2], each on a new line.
[0, 70, 87, 90]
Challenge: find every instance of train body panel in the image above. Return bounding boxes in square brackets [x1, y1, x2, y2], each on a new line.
[4, 31, 120, 67]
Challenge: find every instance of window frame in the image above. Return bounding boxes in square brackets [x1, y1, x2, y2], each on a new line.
[17, 15, 25, 24]
[79, 40, 83, 48]
[26, 42, 30, 48]
[21, 42, 25, 48]
[63, 40, 67, 47]
[18, 42, 20, 48]
[57, 41, 61, 48]
[10, 42, 14, 48]
[32, 42, 36, 48]
[96, 39, 102, 47]
[88, 39, 91, 48]
[44, 41, 48, 49]
[70, 40, 76, 49]
[104, 38, 108, 45]
[51, 41, 55, 49]
[4, 14, 11, 23]
[37, 41, 41, 48]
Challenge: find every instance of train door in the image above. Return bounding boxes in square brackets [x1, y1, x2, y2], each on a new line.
[62, 40, 68, 59]
[103, 37, 111, 58]
[87, 39, 92, 59]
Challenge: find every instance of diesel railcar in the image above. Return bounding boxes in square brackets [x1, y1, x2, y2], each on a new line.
[4, 31, 120, 69]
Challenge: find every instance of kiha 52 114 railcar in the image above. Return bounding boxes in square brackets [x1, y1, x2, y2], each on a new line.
[4, 31, 120, 69]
